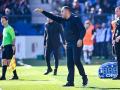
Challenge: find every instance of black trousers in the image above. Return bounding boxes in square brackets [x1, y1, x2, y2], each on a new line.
[66, 43, 86, 83]
[115, 42, 120, 76]
[45, 45, 59, 69]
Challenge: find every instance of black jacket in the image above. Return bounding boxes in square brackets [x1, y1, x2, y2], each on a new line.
[44, 21, 65, 48]
[42, 11, 86, 43]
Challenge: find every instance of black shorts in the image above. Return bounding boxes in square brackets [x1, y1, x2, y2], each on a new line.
[2, 45, 13, 59]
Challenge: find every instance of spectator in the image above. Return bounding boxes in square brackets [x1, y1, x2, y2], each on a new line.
[84, 0, 92, 14]
[20, 1, 31, 23]
[92, 0, 101, 13]
[95, 23, 109, 59]
[101, 0, 112, 14]
[105, 24, 112, 59]
[77, 0, 86, 14]
[94, 8, 107, 24]
[72, 0, 81, 14]
[83, 20, 95, 64]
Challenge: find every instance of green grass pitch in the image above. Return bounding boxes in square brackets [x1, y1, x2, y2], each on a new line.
[0, 65, 120, 90]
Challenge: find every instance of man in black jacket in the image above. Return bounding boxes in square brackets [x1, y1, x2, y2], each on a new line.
[44, 17, 65, 75]
[112, 6, 120, 80]
[34, 6, 88, 87]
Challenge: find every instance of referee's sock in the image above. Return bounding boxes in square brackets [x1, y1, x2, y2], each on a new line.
[9, 69, 18, 80]
[1, 65, 7, 78]
[13, 69, 18, 77]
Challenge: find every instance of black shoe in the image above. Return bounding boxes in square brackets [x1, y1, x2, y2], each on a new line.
[82, 75, 88, 87]
[113, 76, 120, 80]
[53, 69, 57, 75]
[63, 82, 74, 87]
[9, 76, 19, 80]
[0, 76, 6, 80]
[44, 68, 52, 75]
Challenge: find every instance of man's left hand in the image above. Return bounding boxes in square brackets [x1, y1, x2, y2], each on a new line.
[77, 39, 83, 47]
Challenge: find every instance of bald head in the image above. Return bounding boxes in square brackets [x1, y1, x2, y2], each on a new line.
[61, 6, 71, 19]
[115, 6, 120, 18]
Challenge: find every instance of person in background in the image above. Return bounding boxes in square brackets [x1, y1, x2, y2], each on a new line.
[44, 13, 65, 75]
[101, 23, 109, 59]
[83, 20, 95, 64]
[112, 6, 120, 79]
[72, 0, 81, 14]
[95, 23, 108, 59]
[104, 24, 112, 59]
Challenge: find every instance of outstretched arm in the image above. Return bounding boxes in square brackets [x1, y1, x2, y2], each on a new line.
[34, 8, 65, 23]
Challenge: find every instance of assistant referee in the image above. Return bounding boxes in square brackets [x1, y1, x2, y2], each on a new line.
[0, 16, 18, 80]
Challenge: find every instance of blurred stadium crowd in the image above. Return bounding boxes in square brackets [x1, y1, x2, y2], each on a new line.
[0, 0, 120, 63]
[52, 0, 116, 14]
[0, 0, 31, 23]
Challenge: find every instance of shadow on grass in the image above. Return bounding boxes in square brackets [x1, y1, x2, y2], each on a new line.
[56, 75, 98, 77]
[19, 79, 51, 82]
[88, 87, 120, 90]
[76, 86, 120, 90]
[55, 75, 67, 77]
